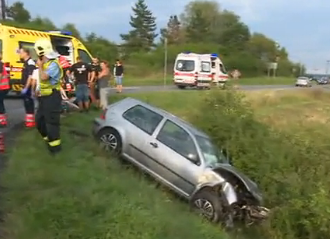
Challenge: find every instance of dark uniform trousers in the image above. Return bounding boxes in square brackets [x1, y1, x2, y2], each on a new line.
[23, 88, 35, 114]
[36, 89, 62, 153]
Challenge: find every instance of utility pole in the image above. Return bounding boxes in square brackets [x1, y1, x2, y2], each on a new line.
[163, 38, 168, 87]
[0, 0, 6, 20]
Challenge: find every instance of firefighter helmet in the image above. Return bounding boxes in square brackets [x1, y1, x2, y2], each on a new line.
[34, 38, 55, 58]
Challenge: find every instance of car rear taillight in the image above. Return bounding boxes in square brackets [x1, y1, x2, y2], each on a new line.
[100, 109, 107, 119]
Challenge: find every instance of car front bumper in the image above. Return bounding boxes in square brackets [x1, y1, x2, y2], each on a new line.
[92, 118, 105, 136]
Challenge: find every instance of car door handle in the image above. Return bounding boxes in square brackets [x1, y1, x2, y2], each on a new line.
[150, 142, 158, 148]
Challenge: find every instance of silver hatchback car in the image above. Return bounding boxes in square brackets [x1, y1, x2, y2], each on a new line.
[93, 98, 269, 226]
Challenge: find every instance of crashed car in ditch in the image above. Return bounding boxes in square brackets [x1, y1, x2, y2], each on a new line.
[92, 97, 269, 227]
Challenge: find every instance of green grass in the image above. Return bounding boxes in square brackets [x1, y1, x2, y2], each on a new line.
[1, 111, 229, 239]
[3, 88, 330, 239]
[123, 75, 295, 86]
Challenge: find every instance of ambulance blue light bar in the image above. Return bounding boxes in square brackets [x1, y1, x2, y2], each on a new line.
[45, 30, 72, 36]
[183, 51, 191, 54]
[60, 31, 72, 35]
[211, 53, 218, 57]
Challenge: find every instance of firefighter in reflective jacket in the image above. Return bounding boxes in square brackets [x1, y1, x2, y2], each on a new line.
[0, 52, 10, 127]
[34, 38, 63, 154]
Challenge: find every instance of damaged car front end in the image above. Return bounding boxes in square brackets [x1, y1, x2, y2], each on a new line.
[191, 164, 270, 227]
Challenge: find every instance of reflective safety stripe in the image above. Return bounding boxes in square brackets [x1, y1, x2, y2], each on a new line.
[43, 137, 48, 141]
[40, 59, 63, 96]
[48, 139, 61, 147]
[40, 85, 61, 95]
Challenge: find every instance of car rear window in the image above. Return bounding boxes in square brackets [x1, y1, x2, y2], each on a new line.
[175, 60, 195, 72]
[123, 105, 163, 135]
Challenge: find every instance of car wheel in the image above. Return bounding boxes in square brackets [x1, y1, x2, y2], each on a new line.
[97, 128, 122, 155]
[191, 188, 229, 224]
[178, 85, 186, 89]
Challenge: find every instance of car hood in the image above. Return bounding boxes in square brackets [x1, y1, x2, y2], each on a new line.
[212, 164, 263, 202]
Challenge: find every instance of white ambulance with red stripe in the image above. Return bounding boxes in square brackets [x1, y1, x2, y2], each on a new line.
[173, 52, 229, 89]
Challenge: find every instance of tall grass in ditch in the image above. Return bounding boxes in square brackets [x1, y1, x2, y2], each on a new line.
[192, 89, 330, 239]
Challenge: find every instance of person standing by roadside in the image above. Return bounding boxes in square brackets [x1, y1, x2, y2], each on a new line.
[114, 59, 124, 93]
[98, 60, 111, 109]
[0, 52, 10, 127]
[20, 48, 36, 127]
[90, 57, 101, 107]
[34, 38, 63, 154]
[69, 56, 91, 112]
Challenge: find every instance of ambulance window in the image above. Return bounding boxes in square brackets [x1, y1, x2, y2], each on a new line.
[176, 60, 194, 72]
[219, 63, 227, 74]
[55, 46, 70, 56]
[18, 41, 38, 61]
[201, 61, 211, 72]
[78, 49, 92, 64]
[211, 61, 216, 68]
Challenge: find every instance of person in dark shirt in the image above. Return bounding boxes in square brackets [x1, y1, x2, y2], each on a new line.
[20, 48, 36, 127]
[69, 57, 91, 112]
[90, 57, 101, 106]
[114, 59, 124, 93]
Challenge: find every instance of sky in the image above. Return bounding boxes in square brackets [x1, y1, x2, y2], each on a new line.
[20, 0, 329, 73]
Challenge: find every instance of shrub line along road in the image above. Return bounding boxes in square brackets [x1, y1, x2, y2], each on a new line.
[2, 84, 330, 135]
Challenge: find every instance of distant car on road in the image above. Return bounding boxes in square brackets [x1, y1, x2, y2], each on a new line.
[295, 76, 312, 87]
[316, 76, 329, 85]
[93, 97, 269, 227]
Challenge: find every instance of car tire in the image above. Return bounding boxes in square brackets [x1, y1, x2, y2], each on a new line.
[190, 188, 228, 224]
[97, 128, 122, 155]
[178, 85, 186, 89]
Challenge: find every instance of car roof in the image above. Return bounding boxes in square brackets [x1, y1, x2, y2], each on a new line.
[115, 97, 209, 138]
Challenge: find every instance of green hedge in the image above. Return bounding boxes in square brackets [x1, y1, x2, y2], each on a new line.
[192, 90, 330, 239]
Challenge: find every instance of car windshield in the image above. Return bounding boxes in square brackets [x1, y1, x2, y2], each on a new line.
[195, 136, 227, 165]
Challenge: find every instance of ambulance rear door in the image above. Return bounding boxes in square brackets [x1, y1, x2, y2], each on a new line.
[196, 55, 212, 87]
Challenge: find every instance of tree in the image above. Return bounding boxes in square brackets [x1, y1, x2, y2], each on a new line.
[6, 1, 30, 23]
[180, 0, 221, 28]
[249, 33, 278, 62]
[120, 0, 157, 53]
[61, 23, 82, 39]
[160, 15, 183, 44]
[185, 8, 210, 42]
[84, 33, 118, 63]
[216, 10, 250, 49]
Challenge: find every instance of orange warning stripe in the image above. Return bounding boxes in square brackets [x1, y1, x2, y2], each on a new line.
[8, 29, 49, 37]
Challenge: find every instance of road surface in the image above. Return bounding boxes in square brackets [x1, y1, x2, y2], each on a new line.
[3, 84, 329, 134]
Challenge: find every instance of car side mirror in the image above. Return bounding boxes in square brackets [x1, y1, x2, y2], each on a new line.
[187, 153, 199, 164]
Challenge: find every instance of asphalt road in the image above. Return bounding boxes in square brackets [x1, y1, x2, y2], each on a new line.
[2, 84, 329, 134]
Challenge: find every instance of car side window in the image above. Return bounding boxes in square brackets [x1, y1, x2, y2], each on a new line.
[157, 120, 199, 163]
[123, 105, 163, 135]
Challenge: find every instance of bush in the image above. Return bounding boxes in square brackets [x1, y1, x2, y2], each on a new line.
[191, 89, 330, 239]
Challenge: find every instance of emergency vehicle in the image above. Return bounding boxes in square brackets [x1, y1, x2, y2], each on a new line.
[0, 24, 93, 94]
[173, 52, 229, 89]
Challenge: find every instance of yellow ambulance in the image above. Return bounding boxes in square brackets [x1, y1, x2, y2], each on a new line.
[0, 24, 93, 94]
